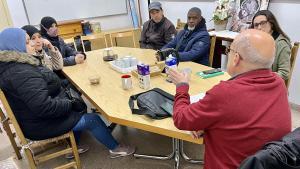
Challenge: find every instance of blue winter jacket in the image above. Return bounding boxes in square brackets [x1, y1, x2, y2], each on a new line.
[162, 20, 210, 65]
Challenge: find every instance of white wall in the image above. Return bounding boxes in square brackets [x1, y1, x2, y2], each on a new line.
[269, 1, 300, 105]
[5, 0, 300, 104]
[6, 0, 134, 30]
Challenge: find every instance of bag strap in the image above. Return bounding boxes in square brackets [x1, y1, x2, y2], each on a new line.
[151, 88, 174, 101]
[129, 90, 157, 119]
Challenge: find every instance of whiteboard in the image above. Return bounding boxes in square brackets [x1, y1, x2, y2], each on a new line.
[23, 0, 128, 25]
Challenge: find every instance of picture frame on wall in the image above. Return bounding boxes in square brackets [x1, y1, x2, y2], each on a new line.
[230, 0, 270, 32]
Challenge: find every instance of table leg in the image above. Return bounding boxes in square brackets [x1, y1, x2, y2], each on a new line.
[134, 138, 175, 160]
[179, 140, 204, 164]
[134, 138, 203, 169]
[174, 139, 180, 169]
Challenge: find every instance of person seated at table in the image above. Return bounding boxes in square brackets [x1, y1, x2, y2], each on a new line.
[168, 29, 291, 169]
[0, 28, 135, 158]
[139, 1, 176, 50]
[161, 7, 210, 65]
[251, 10, 291, 81]
[40, 16, 85, 66]
[21, 25, 63, 71]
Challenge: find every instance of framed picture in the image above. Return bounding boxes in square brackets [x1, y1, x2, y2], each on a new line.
[230, 0, 270, 32]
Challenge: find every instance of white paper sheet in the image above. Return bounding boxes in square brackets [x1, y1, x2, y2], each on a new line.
[190, 93, 205, 103]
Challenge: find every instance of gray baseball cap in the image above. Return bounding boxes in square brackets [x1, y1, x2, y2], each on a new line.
[149, 2, 162, 11]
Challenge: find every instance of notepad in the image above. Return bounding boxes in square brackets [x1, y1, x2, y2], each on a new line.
[190, 93, 205, 103]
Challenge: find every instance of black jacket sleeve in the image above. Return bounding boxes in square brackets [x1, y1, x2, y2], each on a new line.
[60, 38, 78, 66]
[11, 66, 72, 119]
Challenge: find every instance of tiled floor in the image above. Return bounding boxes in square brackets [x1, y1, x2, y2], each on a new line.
[0, 107, 299, 169]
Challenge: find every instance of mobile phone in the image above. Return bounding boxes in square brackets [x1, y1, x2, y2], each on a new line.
[202, 68, 222, 75]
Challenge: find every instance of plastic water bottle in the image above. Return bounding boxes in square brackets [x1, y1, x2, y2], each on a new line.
[165, 54, 177, 82]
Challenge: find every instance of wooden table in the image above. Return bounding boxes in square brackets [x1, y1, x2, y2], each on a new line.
[62, 47, 230, 168]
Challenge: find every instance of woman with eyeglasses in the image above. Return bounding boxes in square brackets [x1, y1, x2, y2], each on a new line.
[251, 10, 291, 81]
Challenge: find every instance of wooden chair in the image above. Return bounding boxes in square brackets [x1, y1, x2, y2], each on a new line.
[209, 35, 217, 67]
[176, 19, 186, 30]
[0, 89, 81, 169]
[0, 104, 22, 160]
[81, 33, 108, 52]
[109, 31, 136, 48]
[286, 42, 299, 88]
[64, 37, 77, 51]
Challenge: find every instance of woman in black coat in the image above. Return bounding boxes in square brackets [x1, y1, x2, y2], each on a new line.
[40, 16, 85, 66]
[0, 28, 134, 158]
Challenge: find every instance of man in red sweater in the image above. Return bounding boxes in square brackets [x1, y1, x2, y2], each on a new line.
[168, 29, 291, 169]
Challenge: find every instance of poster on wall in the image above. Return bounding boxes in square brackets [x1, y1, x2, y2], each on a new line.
[230, 0, 270, 32]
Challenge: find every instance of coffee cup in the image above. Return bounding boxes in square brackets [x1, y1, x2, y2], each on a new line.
[121, 75, 132, 90]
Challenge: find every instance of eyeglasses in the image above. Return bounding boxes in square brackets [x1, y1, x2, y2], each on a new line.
[225, 46, 244, 60]
[225, 46, 237, 55]
[253, 20, 268, 28]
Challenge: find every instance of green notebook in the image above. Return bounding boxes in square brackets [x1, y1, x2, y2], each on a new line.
[196, 71, 225, 79]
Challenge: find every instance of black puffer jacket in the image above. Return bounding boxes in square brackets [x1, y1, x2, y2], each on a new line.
[0, 51, 82, 140]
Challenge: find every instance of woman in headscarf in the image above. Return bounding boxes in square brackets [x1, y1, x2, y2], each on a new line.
[0, 28, 135, 159]
[40, 16, 85, 66]
[22, 25, 63, 71]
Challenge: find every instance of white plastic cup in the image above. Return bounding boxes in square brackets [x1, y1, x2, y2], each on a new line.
[181, 67, 192, 79]
[130, 57, 138, 67]
[123, 58, 131, 68]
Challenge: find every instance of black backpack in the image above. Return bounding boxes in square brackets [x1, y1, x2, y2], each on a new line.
[129, 88, 174, 119]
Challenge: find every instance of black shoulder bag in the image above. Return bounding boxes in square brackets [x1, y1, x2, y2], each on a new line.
[129, 88, 174, 119]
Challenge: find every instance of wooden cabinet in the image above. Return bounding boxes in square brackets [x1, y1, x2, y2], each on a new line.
[57, 20, 82, 39]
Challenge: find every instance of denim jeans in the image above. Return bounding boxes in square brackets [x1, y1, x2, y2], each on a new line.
[72, 113, 118, 150]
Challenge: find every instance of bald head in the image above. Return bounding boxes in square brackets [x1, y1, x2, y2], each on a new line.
[233, 29, 275, 68]
[227, 29, 275, 76]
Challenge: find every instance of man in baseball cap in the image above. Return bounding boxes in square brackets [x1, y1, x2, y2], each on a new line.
[140, 2, 176, 50]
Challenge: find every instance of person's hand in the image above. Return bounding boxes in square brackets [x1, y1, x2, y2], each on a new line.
[168, 68, 190, 85]
[75, 54, 85, 64]
[42, 38, 55, 51]
[155, 52, 161, 61]
[191, 131, 204, 139]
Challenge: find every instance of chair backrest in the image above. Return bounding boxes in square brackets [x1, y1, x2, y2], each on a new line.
[0, 89, 28, 146]
[176, 19, 186, 30]
[81, 33, 108, 52]
[110, 30, 136, 48]
[209, 35, 217, 67]
[286, 42, 299, 88]
[64, 37, 77, 51]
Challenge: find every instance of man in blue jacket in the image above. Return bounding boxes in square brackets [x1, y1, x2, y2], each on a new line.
[162, 7, 210, 65]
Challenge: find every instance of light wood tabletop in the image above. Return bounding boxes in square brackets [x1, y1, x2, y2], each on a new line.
[62, 47, 231, 144]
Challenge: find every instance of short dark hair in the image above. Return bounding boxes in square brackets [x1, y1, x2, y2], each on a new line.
[188, 7, 202, 17]
[251, 10, 290, 41]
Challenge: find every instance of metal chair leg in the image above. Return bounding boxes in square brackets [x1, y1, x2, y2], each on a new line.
[179, 140, 204, 164]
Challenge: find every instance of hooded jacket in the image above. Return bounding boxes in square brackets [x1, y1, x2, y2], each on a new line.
[162, 19, 210, 65]
[0, 51, 82, 140]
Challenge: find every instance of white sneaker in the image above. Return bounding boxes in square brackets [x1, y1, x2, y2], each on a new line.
[109, 144, 135, 158]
